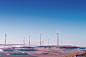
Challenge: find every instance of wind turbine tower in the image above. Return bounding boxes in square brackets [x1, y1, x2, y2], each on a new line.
[56, 31, 60, 46]
[29, 35, 31, 45]
[24, 36, 25, 45]
[40, 33, 42, 45]
[48, 38, 49, 45]
[5, 33, 7, 45]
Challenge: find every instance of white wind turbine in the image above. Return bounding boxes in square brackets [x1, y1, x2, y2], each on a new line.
[28, 34, 31, 45]
[48, 38, 50, 45]
[24, 36, 26, 45]
[56, 30, 60, 46]
[40, 30, 42, 45]
[5, 33, 7, 45]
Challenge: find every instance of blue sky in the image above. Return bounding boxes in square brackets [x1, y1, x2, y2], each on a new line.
[0, 0, 86, 46]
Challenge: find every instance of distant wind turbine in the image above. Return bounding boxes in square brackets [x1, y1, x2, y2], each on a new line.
[56, 30, 60, 46]
[40, 31, 42, 45]
[48, 38, 49, 45]
[24, 36, 25, 45]
[28, 34, 31, 45]
[5, 33, 7, 45]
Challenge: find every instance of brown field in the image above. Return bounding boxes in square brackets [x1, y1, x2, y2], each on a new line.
[0, 44, 85, 57]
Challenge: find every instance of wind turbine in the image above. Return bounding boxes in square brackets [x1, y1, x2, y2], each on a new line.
[48, 38, 49, 45]
[24, 36, 25, 45]
[28, 34, 31, 45]
[5, 33, 7, 45]
[56, 30, 60, 46]
[40, 31, 42, 45]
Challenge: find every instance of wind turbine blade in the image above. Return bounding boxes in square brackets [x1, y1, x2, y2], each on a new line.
[41, 30, 42, 33]
[56, 30, 58, 33]
[59, 31, 61, 33]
